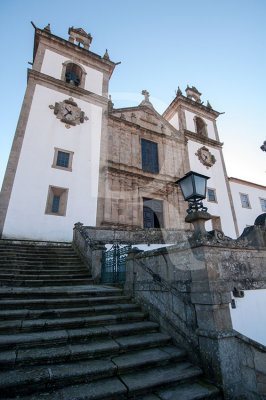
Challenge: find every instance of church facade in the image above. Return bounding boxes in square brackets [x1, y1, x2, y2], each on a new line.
[0, 24, 265, 242]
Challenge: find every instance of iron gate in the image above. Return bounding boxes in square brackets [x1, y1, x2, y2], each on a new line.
[101, 244, 132, 284]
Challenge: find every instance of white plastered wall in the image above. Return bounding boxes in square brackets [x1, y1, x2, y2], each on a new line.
[168, 113, 179, 131]
[230, 289, 266, 346]
[229, 181, 266, 235]
[3, 85, 103, 242]
[185, 110, 216, 140]
[41, 49, 103, 96]
[187, 140, 237, 238]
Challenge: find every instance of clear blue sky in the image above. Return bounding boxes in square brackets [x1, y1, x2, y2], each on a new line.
[0, 0, 265, 186]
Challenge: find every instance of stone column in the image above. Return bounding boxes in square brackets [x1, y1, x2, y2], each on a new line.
[90, 243, 106, 284]
[132, 178, 139, 227]
[189, 245, 243, 399]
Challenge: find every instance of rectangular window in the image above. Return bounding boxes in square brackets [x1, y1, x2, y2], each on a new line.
[141, 139, 159, 173]
[52, 148, 74, 171]
[56, 151, 70, 168]
[207, 188, 217, 203]
[240, 193, 251, 208]
[260, 198, 266, 212]
[45, 186, 69, 216]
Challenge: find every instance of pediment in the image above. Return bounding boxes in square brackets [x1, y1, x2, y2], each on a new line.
[110, 105, 181, 138]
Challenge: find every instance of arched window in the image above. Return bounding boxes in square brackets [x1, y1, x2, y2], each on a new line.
[61, 61, 87, 89]
[65, 63, 82, 86]
[195, 117, 207, 137]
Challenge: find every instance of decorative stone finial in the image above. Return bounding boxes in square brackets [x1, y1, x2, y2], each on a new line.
[185, 85, 202, 103]
[139, 90, 154, 109]
[260, 140, 266, 152]
[206, 100, 212, 109]
[176, 86, 182, 96]
[103, 49, 110, 60]
[44, 23, 51, 33]
[68, 27, 93, 50]
[108, 95, 114, 113]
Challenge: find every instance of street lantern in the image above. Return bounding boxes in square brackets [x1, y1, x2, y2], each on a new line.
[176, 171, 210, 214]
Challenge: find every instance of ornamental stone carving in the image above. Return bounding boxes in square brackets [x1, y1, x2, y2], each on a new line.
[49, 98, 88, 129]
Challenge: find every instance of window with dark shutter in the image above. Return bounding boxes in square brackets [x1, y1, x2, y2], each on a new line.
[141, 139, 159, 173]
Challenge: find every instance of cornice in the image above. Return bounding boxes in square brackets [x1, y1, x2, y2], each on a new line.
[33, 28, 116, 78]
[104, 164, 180, 184]
[184, 129, 223, 148]
[28, 69, 108, 107]
[34, 28, 115, 66]
[229, 177, 266, 190]
[163, 95, 221, 120]
[108, 115, 185, 144]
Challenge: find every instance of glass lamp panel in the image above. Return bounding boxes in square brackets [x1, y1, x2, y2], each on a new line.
[180, 175, 194, 200]
[194, 175, 207, 198]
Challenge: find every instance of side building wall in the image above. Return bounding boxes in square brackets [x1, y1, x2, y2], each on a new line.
[229, 178, 266, 235]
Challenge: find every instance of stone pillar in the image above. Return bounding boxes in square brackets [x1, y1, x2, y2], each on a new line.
[132, 178, 139, 227]
[90, 244, 106, 284]
[189, 247, 244, 399]
[103, 172, 112, 223]
[124, 248, 143, 293]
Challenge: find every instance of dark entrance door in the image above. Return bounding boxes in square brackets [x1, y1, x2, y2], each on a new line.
[143, 198, 163, 228]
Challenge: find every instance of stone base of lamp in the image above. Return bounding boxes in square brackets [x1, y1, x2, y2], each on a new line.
[185, 211, 212, 238]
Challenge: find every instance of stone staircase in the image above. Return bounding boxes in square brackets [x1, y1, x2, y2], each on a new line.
[0, 240, 222, 400]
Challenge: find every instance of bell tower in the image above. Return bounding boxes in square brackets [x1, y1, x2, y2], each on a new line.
[163, 86, 239, 238]
[0, 23, 116, 241]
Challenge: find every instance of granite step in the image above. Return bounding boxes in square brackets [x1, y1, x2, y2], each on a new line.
[0, 267, 89, 274]
[0, 303, 140, 320]
[0, 311, 149, 333]
[0, 253, 80, 259]
[0, 260, 83, 266]
[0, 295, 132, 310]
[0, 286, 123, 299]
[0, 346, 185, 397]
[0, 273, 91, 281]
[145, 380, 221, 400]
[0, 278, 94, 287]
[0, 332, 171, 368]
[9, 363, 206, 400]
[0, 321, 159, 350]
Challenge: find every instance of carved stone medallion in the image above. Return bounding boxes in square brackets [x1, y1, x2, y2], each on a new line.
[49, 97, 88, 129]
[195, 146, 216, 169]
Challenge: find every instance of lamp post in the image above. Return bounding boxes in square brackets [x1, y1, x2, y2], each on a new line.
[176, 171, 212, 237]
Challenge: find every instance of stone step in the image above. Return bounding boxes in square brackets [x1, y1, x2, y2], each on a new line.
[0, 332, 171, 369]
[0, 295, 131, 310]
[0, 303, 140, 320]
[0, 311, 149, 334]
[12, 362, 204, 400]
[0, 241, 72, 248]
[0, 253, 80, 258]
[0, 321, 159, 350]
[0, 278, 94, 287]
[0, 267, 89, 273]
[144, 380, 221, 400]
[0, 260, 83, 266]
[0, 273, 91, 280]
[0, 285, 123, 299]
[0, 346, 185, 397]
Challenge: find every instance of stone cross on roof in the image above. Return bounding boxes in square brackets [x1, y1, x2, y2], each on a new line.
[142, 90, 150, 102]
[139, 90, 154, 109]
